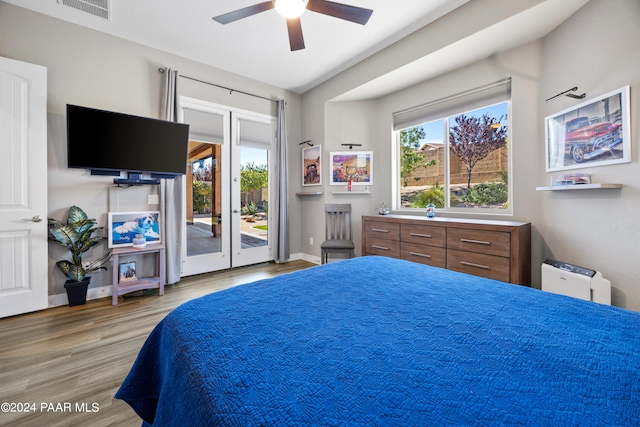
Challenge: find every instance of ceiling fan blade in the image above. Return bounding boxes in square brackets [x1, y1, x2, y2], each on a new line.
[212, 2, 274, 24]
[307, 0, 373, 25]
[286, 18, 305, 51]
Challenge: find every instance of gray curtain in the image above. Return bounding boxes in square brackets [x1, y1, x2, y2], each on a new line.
[274, 99, 290, 263]
[159, 68, 184, 284]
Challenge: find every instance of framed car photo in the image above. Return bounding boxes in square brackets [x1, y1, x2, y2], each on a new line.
[302, 145, 321, 186]
[545, 86, 630, 172]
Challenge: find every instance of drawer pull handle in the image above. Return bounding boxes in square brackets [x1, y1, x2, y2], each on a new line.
[372, 245, 389, 251]
[460, 261, 490, 270]
[410, 252, 432, 259]
[460, 238, 491, 245]
[410, 233, 432, 238]
[371, 228, 389, 233]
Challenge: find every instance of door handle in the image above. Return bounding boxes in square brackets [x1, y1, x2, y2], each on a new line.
[26, 215, 43, 222]
[233, 209, 240, 213]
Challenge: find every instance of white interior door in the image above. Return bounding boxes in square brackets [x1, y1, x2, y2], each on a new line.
[0, 56, 48, 318]
[231, 112, 274, 268]
[180, 99, 231, 276]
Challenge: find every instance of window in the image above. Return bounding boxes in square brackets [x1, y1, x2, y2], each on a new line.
[394, 80, 511, 213]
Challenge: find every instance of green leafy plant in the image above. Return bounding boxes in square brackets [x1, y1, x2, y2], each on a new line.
[242, 202, 258, 216]
[400, 126, 436, 187]
[48, 206, 111, 282]
[410, 183, 445, 208]
[192, 180, 211, 213]
[461, 182, 508, 206]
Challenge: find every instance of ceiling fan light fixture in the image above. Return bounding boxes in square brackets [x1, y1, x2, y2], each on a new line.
[273, 0, 309, 19]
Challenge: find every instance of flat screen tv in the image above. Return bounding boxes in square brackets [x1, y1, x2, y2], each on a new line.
[66, 104, 190, 176]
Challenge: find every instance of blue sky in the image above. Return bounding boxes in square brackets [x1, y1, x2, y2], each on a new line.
[419, 102, 508, 144]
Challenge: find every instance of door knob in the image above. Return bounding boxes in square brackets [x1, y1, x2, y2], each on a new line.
[233, 209, 240, 213]
[28, 215, 43, 222]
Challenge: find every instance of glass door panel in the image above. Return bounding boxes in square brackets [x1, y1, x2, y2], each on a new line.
[181, 103, 231, 275]
[231, 114, 274, 267]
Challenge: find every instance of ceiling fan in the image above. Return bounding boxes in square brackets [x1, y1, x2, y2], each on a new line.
[212, 0, 373, 51]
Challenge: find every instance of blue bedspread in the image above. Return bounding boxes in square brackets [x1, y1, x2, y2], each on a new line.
[116, 256, 640, 426]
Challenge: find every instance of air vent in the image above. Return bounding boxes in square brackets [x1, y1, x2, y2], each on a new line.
[58, 0, 110, 20]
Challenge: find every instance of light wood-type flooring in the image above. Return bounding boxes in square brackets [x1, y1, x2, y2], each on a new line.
[0, 260, 315, 427]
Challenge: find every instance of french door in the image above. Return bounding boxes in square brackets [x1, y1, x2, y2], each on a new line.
[180, 98, 274, 276]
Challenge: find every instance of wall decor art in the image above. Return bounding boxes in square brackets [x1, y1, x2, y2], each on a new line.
[302, 145, 322, 186]
[330, 151, 373, 185]
[108, 211, 161, 248]
[545, 86, 630, 172]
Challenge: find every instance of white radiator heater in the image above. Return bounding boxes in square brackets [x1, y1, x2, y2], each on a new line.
[541, 259, 611, 305]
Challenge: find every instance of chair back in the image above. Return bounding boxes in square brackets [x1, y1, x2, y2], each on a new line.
[325, 204, 352, 241]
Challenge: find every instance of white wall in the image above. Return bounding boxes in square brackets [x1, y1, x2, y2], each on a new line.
[300, 0, 640, 311]
[0, 3, 303, 296]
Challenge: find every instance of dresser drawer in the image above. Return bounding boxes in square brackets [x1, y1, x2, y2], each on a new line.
[364, 221, 400, 241]
[447, 249, 510, 282]
[401, 242, 446, 268]
[447, 228, 510, 257]
[365, 237, 400, 258]
[400, 224, 446, 247]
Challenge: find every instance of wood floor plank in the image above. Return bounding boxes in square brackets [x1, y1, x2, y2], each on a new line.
[0, 260, 314, 427]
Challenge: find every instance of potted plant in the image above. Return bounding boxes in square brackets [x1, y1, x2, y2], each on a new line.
[48, 206, 111, 306]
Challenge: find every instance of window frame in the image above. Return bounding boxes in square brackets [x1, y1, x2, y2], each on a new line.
[393, 89, 513, 216]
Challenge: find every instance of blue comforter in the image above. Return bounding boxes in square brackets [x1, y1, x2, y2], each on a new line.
[116, 256, 640, 426]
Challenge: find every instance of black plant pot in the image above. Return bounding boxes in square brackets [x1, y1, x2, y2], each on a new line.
[64, 276, 91, 307]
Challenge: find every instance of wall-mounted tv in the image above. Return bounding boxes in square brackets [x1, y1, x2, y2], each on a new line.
[66, 104, 190, 176]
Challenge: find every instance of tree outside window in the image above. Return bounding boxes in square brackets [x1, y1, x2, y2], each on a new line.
[398, 101, 509, 211]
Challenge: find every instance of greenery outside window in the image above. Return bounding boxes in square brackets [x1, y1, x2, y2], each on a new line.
[394, 80, 511, 214]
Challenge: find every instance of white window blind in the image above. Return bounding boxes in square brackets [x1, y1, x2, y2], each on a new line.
[393, 79, 511, 131]
[238, 118, 271, 150]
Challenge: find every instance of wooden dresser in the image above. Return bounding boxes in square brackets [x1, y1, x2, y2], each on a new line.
[362, 215, 531, 286]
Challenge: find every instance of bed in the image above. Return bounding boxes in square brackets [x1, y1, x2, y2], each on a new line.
[116, 256, 640, 426]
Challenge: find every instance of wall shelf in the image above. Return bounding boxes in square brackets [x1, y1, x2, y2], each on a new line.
[536, 183, 622, 191]
[332, 191, 371, 195]
[296, 191, 324, 196]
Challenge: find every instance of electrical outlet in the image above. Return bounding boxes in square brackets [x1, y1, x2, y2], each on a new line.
[82, 262, 91, 270]
[148, 194, 159, 205]
[309, 237, 314, 245]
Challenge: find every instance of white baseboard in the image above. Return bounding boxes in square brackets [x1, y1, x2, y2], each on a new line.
[48, 285, 113, 308]
[289, 252, 321, 265]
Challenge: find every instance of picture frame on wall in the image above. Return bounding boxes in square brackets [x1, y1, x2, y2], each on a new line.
[330, 151, 373, 185]
[545, 86, 630, 172]
[302, 145, 322, 186]
[108, 211, 161, 248]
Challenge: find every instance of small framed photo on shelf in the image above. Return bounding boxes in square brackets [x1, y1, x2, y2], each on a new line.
[329, 151, 373, 185]
[545, 86, 630, 172]
[108, 211, 161, 248]
[118, 261, 137, 283]
[302, 145, 322, 186]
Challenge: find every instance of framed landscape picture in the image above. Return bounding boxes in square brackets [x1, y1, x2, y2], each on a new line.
[545, 86, 630, 172]
[302, 145, 322, 186]
[108, 211, 161, 248]
[330, 151, 373, 185]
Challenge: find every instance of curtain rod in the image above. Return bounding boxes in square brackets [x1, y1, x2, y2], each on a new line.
[158, 68, 279, 103]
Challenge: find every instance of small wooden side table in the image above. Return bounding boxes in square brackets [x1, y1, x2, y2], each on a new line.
[111, 244, 165, 305]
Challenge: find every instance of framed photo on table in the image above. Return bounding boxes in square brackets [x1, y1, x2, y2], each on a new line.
[545, 86, 630, 172]
[118, 261, 137, 283]
[329, 151, 373, 185]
